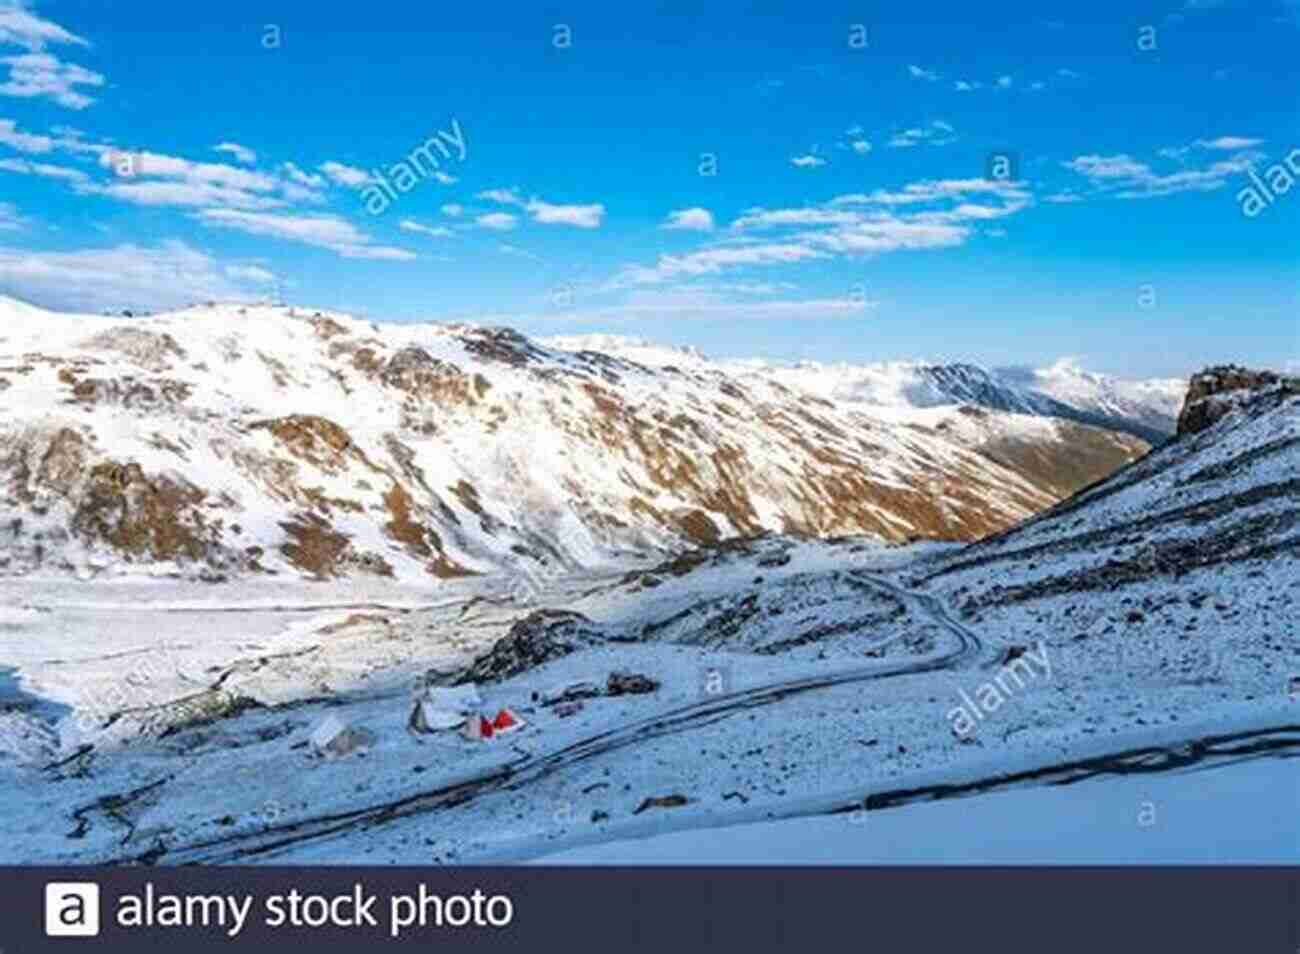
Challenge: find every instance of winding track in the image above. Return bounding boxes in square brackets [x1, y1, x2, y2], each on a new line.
[104, 573, 1299, 865]
[111, 572, 984, 864]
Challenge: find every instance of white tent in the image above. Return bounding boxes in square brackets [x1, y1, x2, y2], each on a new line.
[409, 683, 484, 735]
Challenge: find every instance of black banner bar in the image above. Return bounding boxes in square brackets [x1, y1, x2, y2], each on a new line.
[6, 866, 1299, 952]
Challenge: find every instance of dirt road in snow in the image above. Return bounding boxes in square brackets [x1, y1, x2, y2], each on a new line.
[109, 572, 985, 864]
[97, 571, 1300, 865]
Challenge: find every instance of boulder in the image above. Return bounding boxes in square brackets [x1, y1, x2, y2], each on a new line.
[607, 671, 659, 696]
[539, 680, 602, 706]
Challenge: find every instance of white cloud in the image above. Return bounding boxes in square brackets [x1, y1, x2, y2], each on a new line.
[831, 178, 1029, 207]
[888, 121, 958, 148]
[0, 4, 101, 109]
[319, 160, 373, 188]
[214, 141, 256, 164]
[1063, 147, 1263, 199]
[399, 218, 453, 238]
[224, 263, 275, 283]
[92, 179, 285, 210]
[954, 80, 981, 91]
[850, 139, 872, 154]
[0, 2, 87, 50]
[995, 75, 1013, 88]
[0, 116, 52, 152]
[0, 240, 266, 312]
[476, 187, 523, 205]
[790, 154, 826, 167]
[475, 211, 518, 231]
[196, 208, 416, 260]
[441, 203, 464, 216]
[619, 242, 828, 284]
[0, 155, 88, 184]
[474, 187, 604, 226]
[526, 198, 605, 228]
[0, 51, 103, 109]
[908, 64, 941, 82]
[615, 175, 1031, 287]
[1196, 135, 1264, 150]
[280, 162, 324, 188]
[661, 207, 715, 232]
[731, 207, 861, 230]
[1063, 154, 1153, 180]
[799, 218, 969, 254]
[432, 170, 457, 185]
[84, 148, 296, 209]
[98, 149, 277, 193]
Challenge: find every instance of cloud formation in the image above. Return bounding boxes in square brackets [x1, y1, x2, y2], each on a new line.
[196, 208, 416, 260]
[661, 208, 715, 231]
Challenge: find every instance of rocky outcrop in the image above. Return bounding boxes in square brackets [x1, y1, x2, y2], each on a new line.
[456, 610, 606, 684]
[1176, 365, 1290, 436]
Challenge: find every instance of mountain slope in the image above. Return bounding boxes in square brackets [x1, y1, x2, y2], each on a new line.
[913, 367, 1299, 687]
[0, 298, 1148, 580]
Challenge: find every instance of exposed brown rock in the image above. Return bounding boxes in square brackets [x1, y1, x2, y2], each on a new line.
[70, 461, 212, 563]
[278, 513, 351, 579]
[249, 415, 358, 473]
[306, 314, 349, 339]
[1176, 365, 1290, 436]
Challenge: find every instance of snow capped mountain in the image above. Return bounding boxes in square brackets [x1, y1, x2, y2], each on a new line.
[0, 298, 1148, 581]
[753, 360, 1183, 444]
[993, 357, 1186, 442]
[543, 336, 1186, 444]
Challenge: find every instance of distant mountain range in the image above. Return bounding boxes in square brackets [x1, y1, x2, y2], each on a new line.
[545, 336, 1187, 444]
[0, 297, 1163, 580]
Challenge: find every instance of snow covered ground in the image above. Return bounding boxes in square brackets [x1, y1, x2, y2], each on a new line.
[0, 350, 1292, 867]
[0, 529, 1292, 866]
[538, 735, 1297, 865]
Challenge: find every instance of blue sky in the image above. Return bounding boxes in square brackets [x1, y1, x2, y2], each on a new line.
[0, 0, 1296, 377]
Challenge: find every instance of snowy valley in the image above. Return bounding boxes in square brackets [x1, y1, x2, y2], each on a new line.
[0, 298, 1294, 866]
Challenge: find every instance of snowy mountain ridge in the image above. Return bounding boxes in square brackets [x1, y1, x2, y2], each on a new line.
[544, 335, 1186, 443]
[0, 297, 1149, 581]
